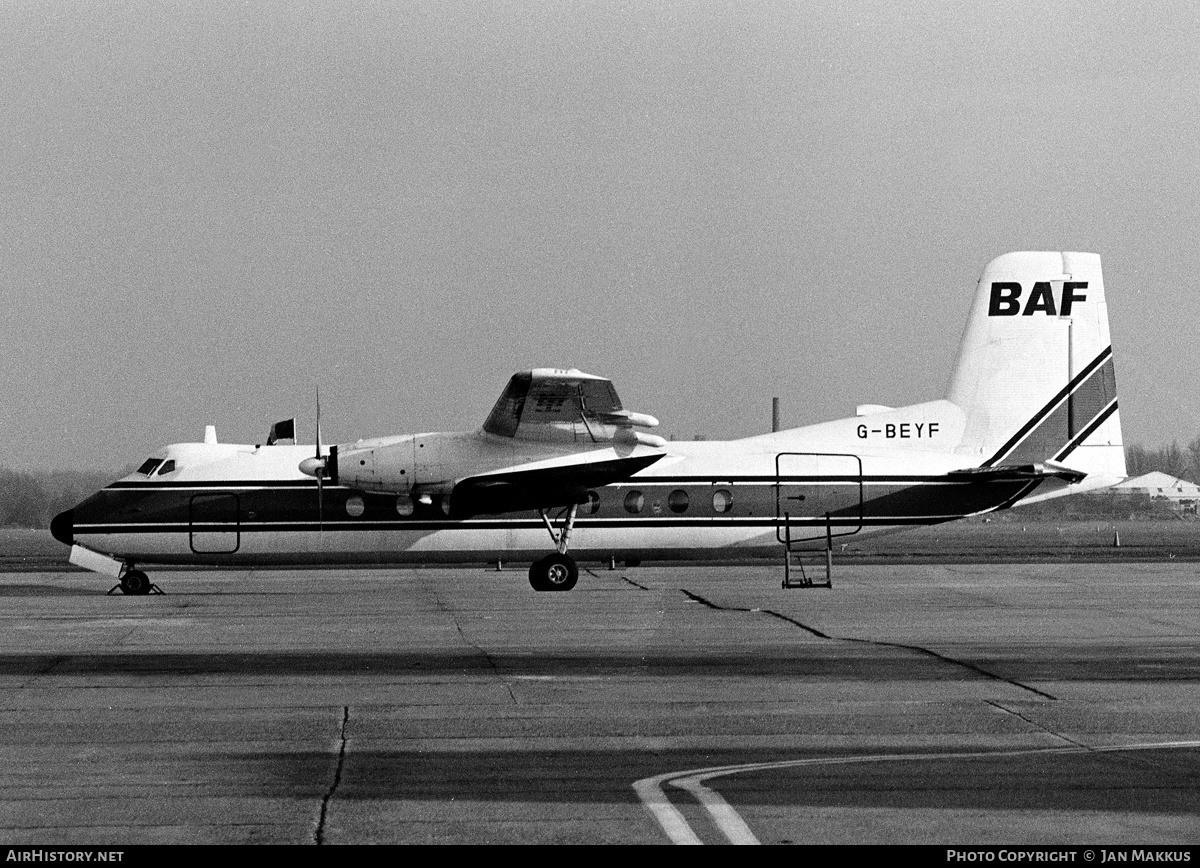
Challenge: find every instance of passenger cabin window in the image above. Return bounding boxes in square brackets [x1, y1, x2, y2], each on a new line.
[137, 459, 162, 475]
[712, 489, 733, 514]
[155, 460, 176, 475]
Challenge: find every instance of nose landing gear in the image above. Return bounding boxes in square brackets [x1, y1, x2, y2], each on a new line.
[107, 567, 163, 596]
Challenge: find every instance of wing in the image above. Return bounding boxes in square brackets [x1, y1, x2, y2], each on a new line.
[313, 369, 669, 515]
[449, 451, 665, 517]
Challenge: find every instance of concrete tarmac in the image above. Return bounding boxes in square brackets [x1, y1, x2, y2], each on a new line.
[1, 561, 1198, 845]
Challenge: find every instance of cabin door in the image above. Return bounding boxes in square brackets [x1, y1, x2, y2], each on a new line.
[775, 453, 863, 544]
[189, 493, 241, 554]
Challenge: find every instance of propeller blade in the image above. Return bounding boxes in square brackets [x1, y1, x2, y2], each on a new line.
[315, 386, 323, 459]
[316, 388, 324, 532]
[294, 389, 337, 536]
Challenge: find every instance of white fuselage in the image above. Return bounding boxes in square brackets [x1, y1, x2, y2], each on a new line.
[57, 399, 1104, 568]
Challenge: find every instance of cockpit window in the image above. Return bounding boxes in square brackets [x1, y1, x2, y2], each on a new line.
[156, 460, 176, 475]
[137, 458, 163, 475]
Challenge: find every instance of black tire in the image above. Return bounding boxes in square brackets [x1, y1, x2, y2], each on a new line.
[120, 570, 152, 595]
[528, 554, 578, 592]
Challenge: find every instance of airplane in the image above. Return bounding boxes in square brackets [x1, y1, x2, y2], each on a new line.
[50, 251, 1125, 594]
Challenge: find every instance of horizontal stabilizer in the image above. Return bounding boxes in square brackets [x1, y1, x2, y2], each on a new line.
[949, 462, 1087, 484]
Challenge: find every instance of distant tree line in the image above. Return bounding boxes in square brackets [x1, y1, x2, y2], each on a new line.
[1124, 438, 1200, 482]
[0, 469, 118, 529]
[2, 440, 1198, 528]
[1009, 490, 1179, 520]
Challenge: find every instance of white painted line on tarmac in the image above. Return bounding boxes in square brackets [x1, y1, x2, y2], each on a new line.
[635, 739, 1200, 845]
[632, 774, 704, 845]
[670, 775, 760, 844]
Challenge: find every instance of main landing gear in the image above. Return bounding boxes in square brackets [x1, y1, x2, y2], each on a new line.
[108, 566, 162, 596]
[529, 504, 580, 592]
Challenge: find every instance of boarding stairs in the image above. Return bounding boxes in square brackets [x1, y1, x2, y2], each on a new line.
[780, 512, 834, 590]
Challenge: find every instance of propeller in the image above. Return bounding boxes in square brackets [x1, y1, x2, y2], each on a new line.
[315, 388, 323, 530]
[298, 388, 330, 530]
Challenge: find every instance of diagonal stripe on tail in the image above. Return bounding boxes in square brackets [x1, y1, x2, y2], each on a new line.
[982, 346, 1117, 467]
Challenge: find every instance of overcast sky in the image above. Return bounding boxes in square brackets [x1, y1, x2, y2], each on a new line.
[3, 1, 1198, 471]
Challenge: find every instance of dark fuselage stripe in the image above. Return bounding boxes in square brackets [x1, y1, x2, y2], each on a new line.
[107, 474, 997, 490]
[74, 516, 963, 535]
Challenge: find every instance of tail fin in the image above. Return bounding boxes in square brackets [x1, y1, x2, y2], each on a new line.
[948, 252, 1125, 489]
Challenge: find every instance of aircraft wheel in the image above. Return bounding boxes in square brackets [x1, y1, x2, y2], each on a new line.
[528, 554, 578, 592]
[120, 570, 152, 596]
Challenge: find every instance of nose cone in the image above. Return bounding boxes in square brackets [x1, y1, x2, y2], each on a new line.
[50, 509, 74, 547]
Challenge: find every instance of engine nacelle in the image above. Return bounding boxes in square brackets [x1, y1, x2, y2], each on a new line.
[336, 436, 418, 493]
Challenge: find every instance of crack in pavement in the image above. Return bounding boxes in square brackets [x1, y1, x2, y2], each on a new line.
[985, 699, 1084, 747]
[435, 589, 519, 705]
[584, 567, 651, 590]
[314, 705, 349, 845]
[680, 588, 1057, 700]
